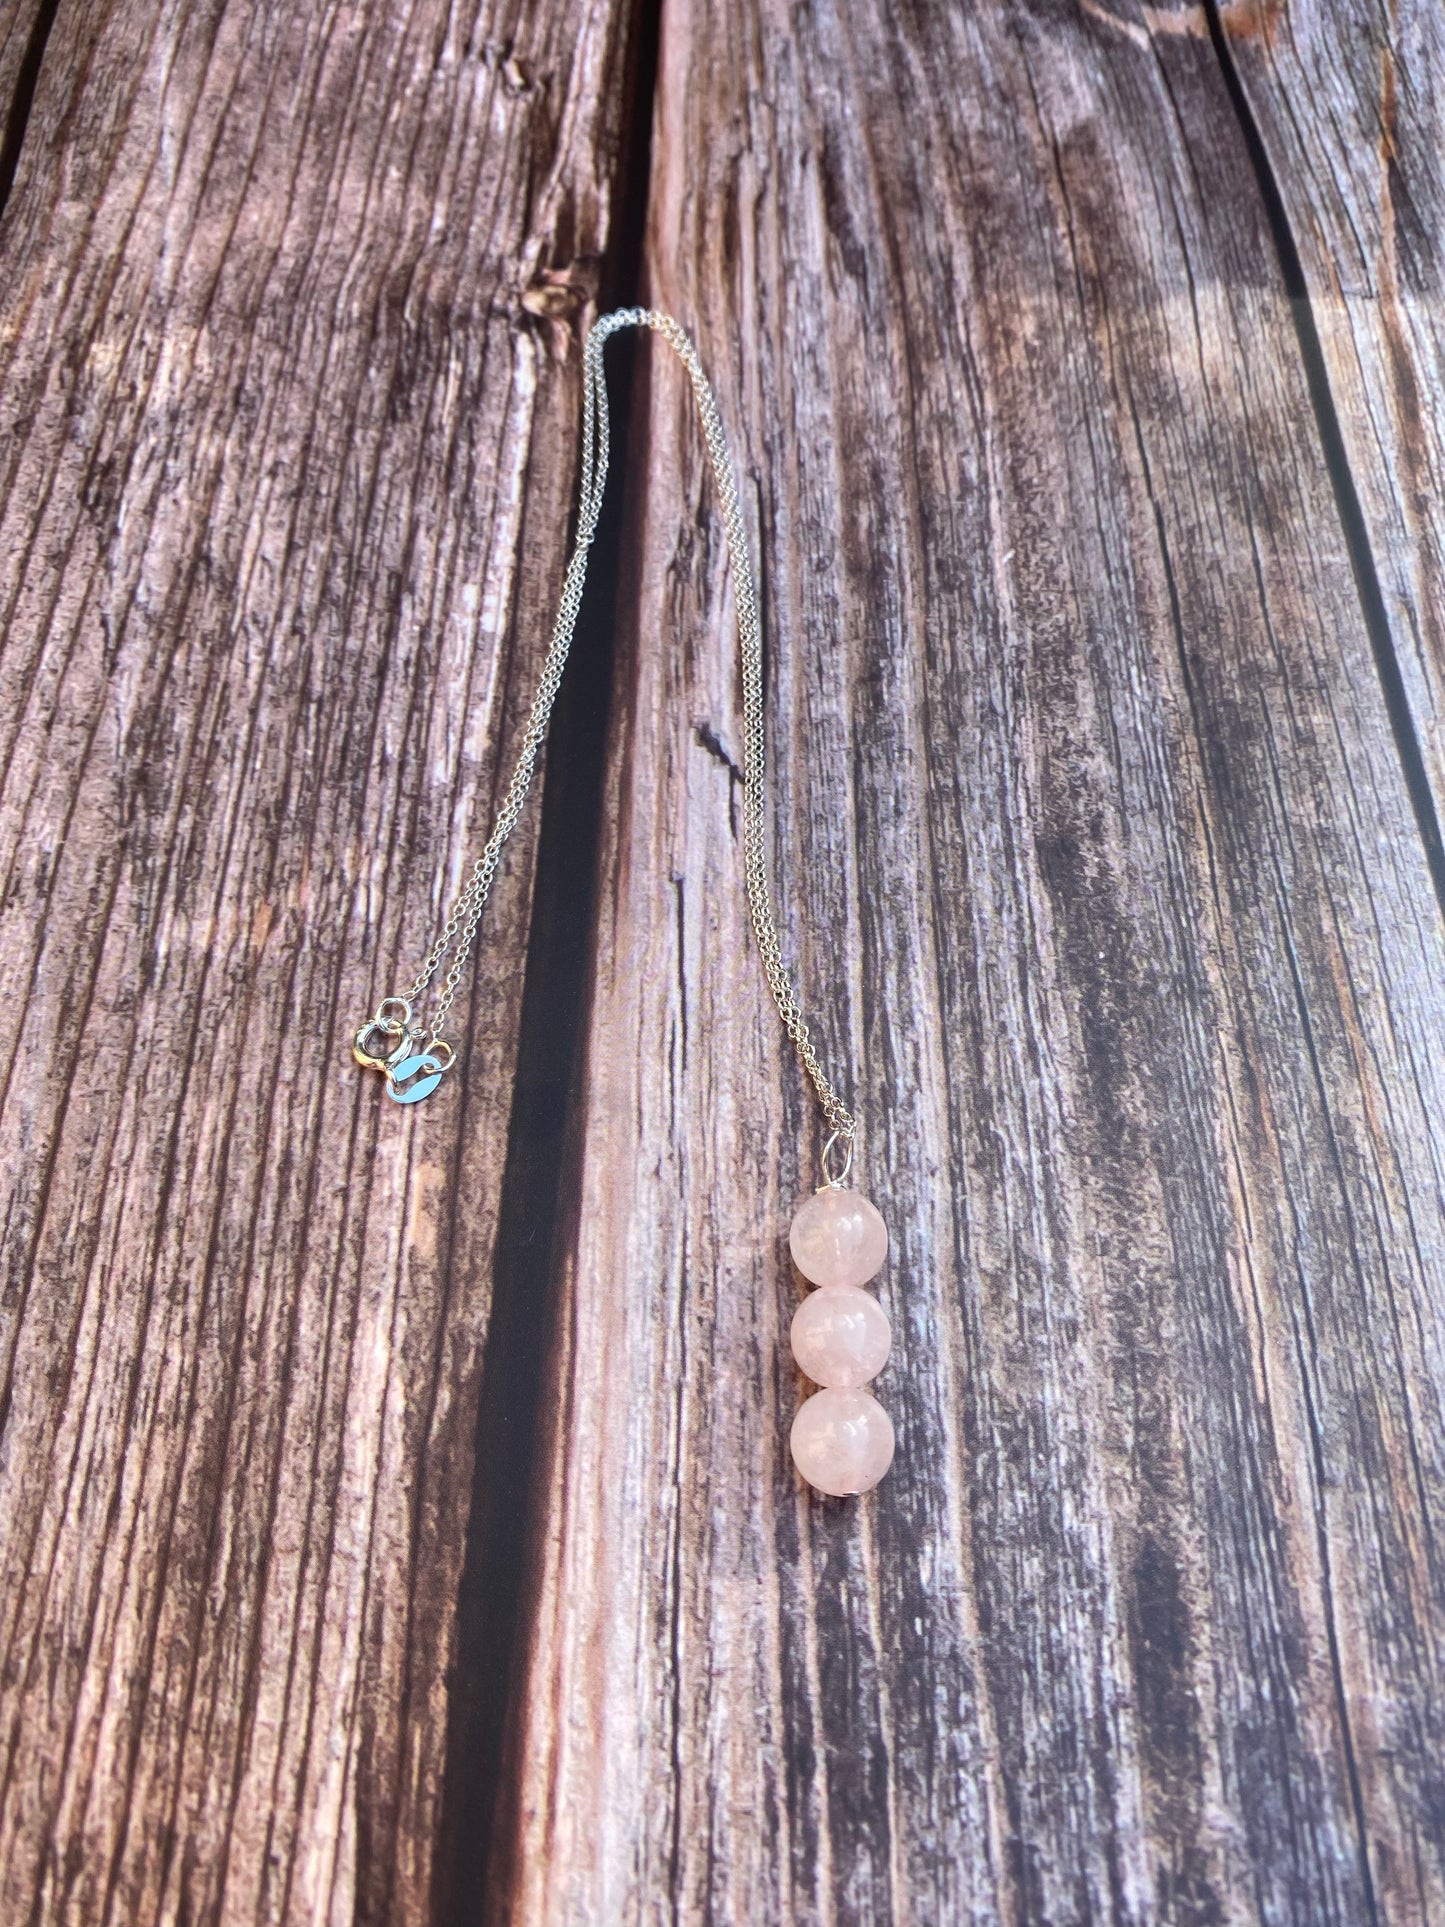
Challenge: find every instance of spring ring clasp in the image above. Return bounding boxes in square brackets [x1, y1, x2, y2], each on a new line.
[354, 996, 414, 1071]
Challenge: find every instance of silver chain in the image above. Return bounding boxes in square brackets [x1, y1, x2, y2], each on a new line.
[359, 309, 856, 1151]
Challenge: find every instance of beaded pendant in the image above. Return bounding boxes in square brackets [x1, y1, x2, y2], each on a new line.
[787, 1185, 894, 1495]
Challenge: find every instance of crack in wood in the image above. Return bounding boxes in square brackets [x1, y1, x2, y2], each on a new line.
[1201, 0, 1445, 940]
[0, 0, 57, 219]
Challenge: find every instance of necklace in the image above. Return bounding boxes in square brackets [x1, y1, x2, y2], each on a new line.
[353, 309, 895, 1497]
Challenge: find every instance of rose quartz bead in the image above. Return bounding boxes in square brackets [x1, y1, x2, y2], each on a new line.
[790, 1285, 891, 1389]
[788, 1187, 888, 1288]
[790, 1388, 895, 1496]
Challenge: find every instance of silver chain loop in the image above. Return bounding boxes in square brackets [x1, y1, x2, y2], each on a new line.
[363, 310, 857, 1148]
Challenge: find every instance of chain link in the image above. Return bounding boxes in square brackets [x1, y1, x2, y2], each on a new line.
[391, 309, 856, 1145]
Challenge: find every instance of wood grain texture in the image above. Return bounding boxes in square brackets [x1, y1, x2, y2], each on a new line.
[502, 2, 1445, 1922]
[1214, 0, 1445, 820]
[0, 0, 635, 1920]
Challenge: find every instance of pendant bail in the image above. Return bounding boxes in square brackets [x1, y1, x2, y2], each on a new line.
[820, 1129, 854, 1189]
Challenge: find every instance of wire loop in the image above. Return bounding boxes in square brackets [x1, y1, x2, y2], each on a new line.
[821, 1130, 855, 1189]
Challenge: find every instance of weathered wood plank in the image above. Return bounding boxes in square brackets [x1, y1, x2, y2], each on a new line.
[1215, 0, 1445, 866]
[502, 2, 1445, 1922]
[0, 0, 635, 1920]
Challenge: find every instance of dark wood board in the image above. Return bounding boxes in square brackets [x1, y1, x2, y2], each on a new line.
[497, 1, 1445, 1922]
[0, 0, 636, 1920]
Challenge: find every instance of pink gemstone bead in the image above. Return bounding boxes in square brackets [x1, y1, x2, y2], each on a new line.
[790, 1285, 891, 1389]
[788, 1187, 888, 1288]
[790, 1388, 895, 1496]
